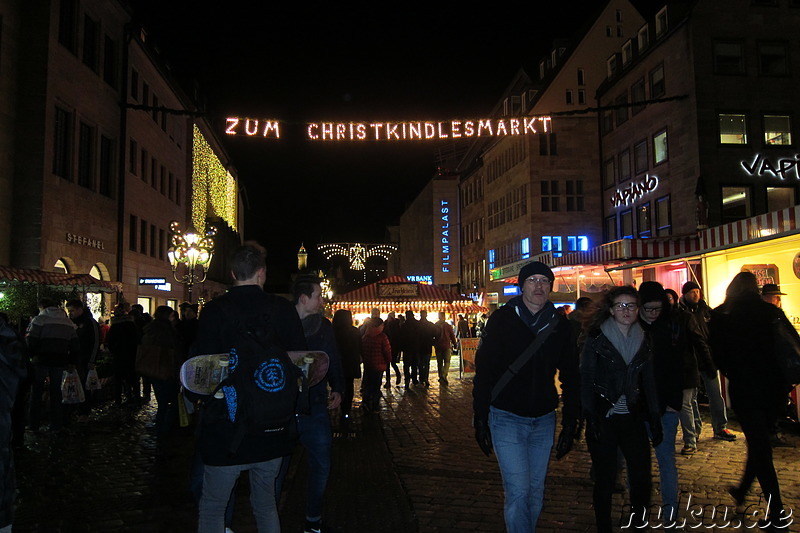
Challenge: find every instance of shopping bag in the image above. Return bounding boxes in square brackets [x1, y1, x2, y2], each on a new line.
[61, 369, 86, 404]
[85, 368, 101, 391]
[178, 389, 191, 428]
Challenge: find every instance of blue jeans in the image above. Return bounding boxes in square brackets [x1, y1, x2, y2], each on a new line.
[679, 388, 698, 447]
[198, 458, 281, 532]
[699, 371, 728, 434]
[276, 402, 332, 522]
[649, 411, 679, 522]
[489, 407, 556, 533]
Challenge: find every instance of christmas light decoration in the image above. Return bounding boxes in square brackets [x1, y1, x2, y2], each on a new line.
[318, 243, 398, 271]
[192, 125, 238, 232]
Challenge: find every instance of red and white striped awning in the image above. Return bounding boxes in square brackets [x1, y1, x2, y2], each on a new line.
[0, 266, 121, 293]
[552, 235, 701, 267]
[700, 205, 800, 250]
[331, 276, 488, 315]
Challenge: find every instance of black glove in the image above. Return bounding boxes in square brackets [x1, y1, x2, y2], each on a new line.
[555, 419, 578, 459]
[650, 419, 664, 448]
[474, 416, 493, 457]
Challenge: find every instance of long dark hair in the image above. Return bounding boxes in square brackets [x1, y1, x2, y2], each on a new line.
[724, 271, 760, 301]
[587, 285, 640, 331]
[332, 309, 353, 330]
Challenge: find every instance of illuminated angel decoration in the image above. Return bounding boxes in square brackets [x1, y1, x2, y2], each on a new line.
[317, 243, 398, 271]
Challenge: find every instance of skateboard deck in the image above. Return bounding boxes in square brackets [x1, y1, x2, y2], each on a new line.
[180, 350, 329, 395]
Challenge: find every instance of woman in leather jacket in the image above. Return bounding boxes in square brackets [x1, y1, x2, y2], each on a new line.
[581, 285, 662, 533]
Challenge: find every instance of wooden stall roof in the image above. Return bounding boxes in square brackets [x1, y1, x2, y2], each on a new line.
[0, 266, 121, 293]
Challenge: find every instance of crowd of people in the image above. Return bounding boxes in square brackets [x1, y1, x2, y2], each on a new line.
[473, 261, 797, 532]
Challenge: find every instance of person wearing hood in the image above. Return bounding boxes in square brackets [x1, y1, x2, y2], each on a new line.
[360, 317, 392, 412]
[26, 297, 80, 432]
[472, 261, 580, 533]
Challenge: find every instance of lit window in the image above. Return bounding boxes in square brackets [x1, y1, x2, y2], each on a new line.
[654, 130, 668, 165]
[567, 236, 590, 251]
[488, 249, 495, 270]
[719, 114, 747, 144]
[521, 238, 530, 259]
[721, 186, 751, 222]
[542, 236, 563, 257]
[764, 115, 792, 145]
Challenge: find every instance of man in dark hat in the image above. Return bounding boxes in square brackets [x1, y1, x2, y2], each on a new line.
[679, 281, 737, 444]
[472, 261, 580, 532]
[761, 283, 786, 308]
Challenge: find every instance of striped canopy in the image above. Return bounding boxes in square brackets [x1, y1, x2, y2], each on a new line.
[0, 266, 121, 293]
[331, 276, 487, 315]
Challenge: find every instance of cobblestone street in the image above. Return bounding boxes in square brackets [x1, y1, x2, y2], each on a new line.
[12, 359, 800, 532]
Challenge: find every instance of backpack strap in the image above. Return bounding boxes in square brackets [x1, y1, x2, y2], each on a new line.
[490, 313, 560, 402]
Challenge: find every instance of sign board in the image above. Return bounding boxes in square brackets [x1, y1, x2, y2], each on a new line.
[740, 264, 779, 287]
[139, 277, 167, 286]
[459, 337, 480, 377]
[377, 282, 420, 298]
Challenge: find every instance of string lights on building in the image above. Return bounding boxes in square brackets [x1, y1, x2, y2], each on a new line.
[317, 243, 398, 271]
[192, 125, 238, 232]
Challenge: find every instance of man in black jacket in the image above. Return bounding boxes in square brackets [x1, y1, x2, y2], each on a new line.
[472, 261, 580, 533]
[193, 242, 307, 532]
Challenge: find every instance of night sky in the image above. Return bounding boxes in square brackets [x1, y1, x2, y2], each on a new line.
[129, 2, 632, 282]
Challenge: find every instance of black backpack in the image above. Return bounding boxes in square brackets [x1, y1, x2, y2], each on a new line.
[205, 300, 305, 456]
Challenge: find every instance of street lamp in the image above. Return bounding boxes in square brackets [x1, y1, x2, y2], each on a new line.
[167, 221, 216, 302]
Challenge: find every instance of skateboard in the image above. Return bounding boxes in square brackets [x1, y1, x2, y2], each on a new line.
[180, 350, 330, 395]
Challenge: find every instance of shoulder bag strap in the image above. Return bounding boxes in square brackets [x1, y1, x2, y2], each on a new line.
[490, 313, 560, 402]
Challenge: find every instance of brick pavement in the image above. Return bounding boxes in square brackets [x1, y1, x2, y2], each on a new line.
[11, 357, 800, 532]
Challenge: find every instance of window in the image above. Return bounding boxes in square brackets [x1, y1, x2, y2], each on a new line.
[488, 249, 495, 270]
[567, 236, 589, 252]
[129, 215, 137, 251]
[604, 158, 615, 188]
[77, 122, 95, 189]
[577, 68, 585, 86]
[607, 55, 617, 79]
[655, 6, 668, 36]
[566, 180, 584, 211]
[542, 236, 563, 257]
[521, 238, 530, 260]
[541, 180, 560, 211]
[578, 89, 586, 105]
[139, 219, 147, 254]
[103, 36, 117, 87]
[605, 215, 618, 242]
[614, 93, 628, 126]
[714, 42, 745, 74]
[721, 186, 752, 222]
[159, 229, 166, 260]
[53, 107, 72, 179]
[634, 140, 648, 174]
[719, 114, 747, 144]
[151, 157, 157, 188]
[140, 148, 148, 182]
[619, 149, 631, 181]
[622, 41, 633, 65]
[637, 25, 649, 51]
[168, 171, 175, 200]
[631, 78, 646, 114]
[653, 129, 668, 165]
[176, 179, 182, 205]
[764, 115, 792, 145]
[142, 82, 150, 111]
[602, 109, 614, 135]
[549, 133, 557, 155]
[637, 203, 652, 237]
[99, 135, 114, 197]
[620, 209, 634, 238]
[767, 186, 796, 211]
[58, 0, 78, 52]
[650, 64, 665, 98]
[130, 69, 139, 100]
[82, 15, 99, 72]
[566, 89, 573, 105]
[160, 165, 166, 195]
[152, 94, 159, 123]
[759, 42, 788, 75]
[656, 195, 672, 236]
[150, 224, 156, 257]
[129, 139, 137, 174]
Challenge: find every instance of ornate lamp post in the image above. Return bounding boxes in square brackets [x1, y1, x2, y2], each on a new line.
[167, 221, 216, 303]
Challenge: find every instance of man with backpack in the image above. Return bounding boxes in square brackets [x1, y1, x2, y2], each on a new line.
[192, 243, 307, 532]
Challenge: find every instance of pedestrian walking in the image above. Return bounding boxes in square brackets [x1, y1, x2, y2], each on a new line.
[139, 305, 183, 437]
[433, 311, 456, 386]
[472, 261, 580, 533]
[710, 272, 795, 530]
[332, 309, 361, 428]
[581, 285, 662, 532]
[360, 317, 391, 412]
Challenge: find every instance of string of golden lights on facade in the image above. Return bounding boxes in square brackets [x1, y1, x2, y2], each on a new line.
[192, 125, 238, 232]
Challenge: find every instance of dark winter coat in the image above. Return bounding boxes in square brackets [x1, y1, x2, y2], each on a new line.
[472, 297, 580, 423]
[26, 307, 79, 367]
[679, 298, 716, 374]
[580, 325, 660, 426]
[710, 295, 794, 413]
[333, 322, 362, 380]
[106, 314, 138, 365]
[192, 284, 306, 466]
[0, 320, 26, 528]
[72, 310, 100, 366]
[300, 313, 344, 405]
